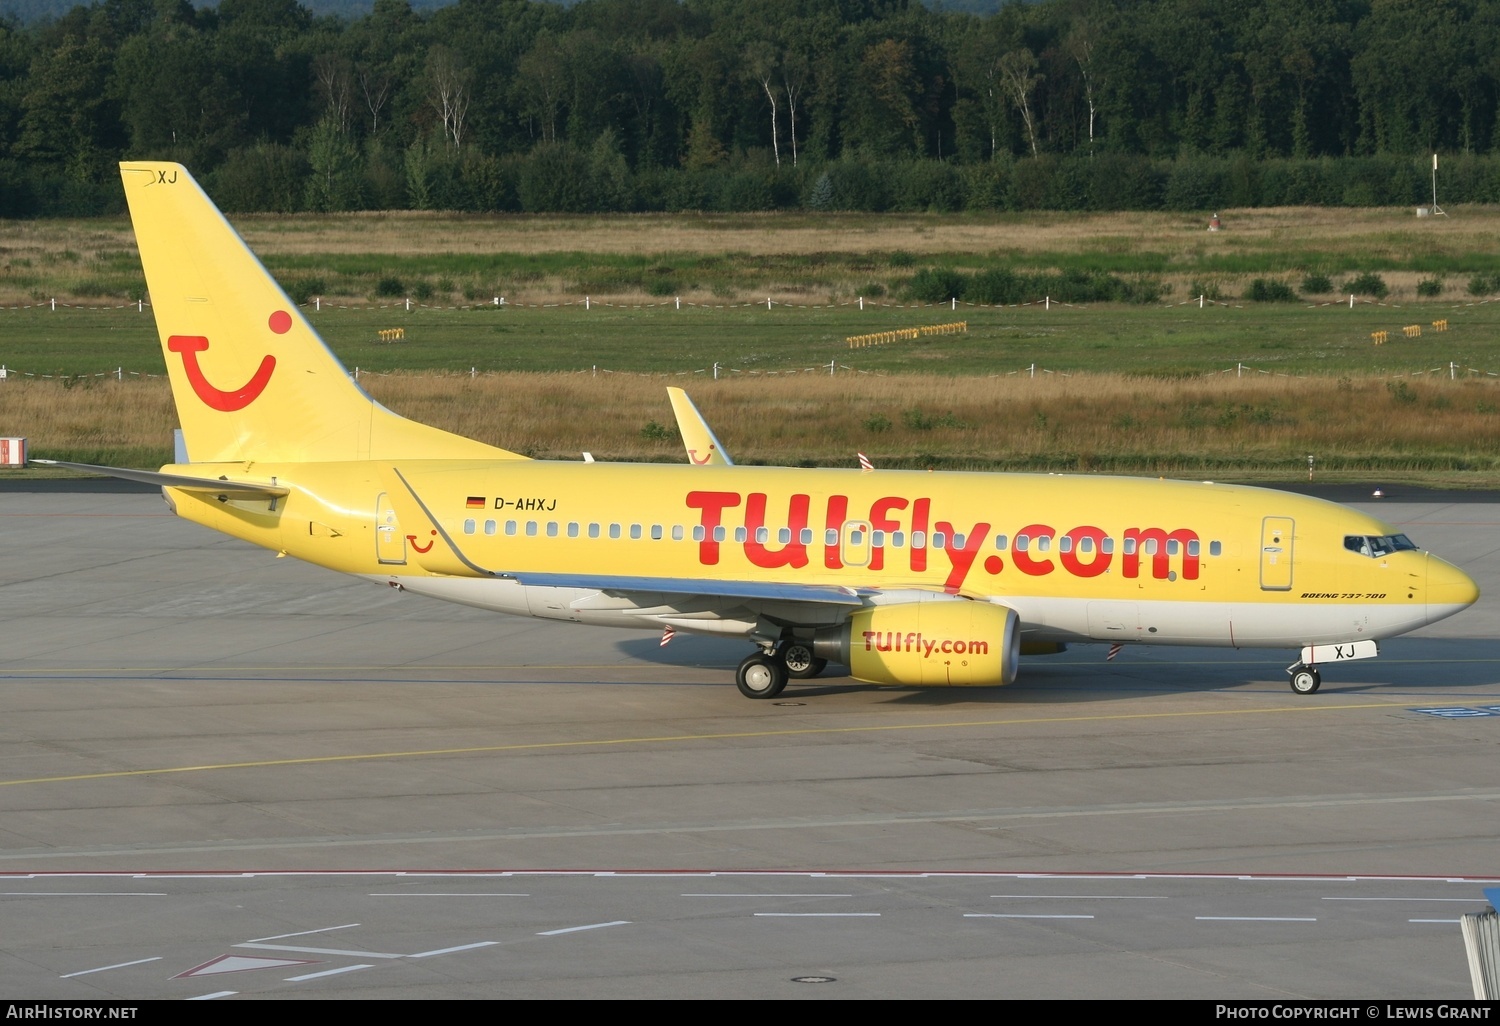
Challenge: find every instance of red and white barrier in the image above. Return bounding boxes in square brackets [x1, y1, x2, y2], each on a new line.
[0, 437, 26, 467]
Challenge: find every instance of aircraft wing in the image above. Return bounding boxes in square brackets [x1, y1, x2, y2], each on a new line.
[667, 387, 734, 466]
[502, 570, 865, 605]
[382, 465, 860, 605]
[31, 460, 290, 499]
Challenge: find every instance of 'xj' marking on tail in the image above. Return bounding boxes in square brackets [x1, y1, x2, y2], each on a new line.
[167, 335, 275, 412]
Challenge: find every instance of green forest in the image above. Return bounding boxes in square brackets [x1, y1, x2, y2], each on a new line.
[3, 0, 1500, 216]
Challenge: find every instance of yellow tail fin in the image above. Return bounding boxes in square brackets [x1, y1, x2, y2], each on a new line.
[121, 162, 524, 464]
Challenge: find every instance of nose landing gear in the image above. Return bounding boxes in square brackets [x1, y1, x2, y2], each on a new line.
[1288, 663, 1322, 695]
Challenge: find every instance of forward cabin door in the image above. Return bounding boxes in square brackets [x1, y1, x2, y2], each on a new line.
[1259, 517, 1294, 591]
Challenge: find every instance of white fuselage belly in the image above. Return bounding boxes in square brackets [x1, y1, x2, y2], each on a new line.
[377, 575, 1452, 650]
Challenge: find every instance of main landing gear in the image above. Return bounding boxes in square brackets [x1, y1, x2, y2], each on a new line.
[736, 651, 788, 699]
[780, 641, 828, 680]
[735, 640, 830, 699]
[1287, 663, 1322, 695]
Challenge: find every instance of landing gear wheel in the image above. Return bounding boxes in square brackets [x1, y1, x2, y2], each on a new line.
[737, 653, 788, 699]
[780, 642, 827, 680]
[1289, 667, 1321, 695]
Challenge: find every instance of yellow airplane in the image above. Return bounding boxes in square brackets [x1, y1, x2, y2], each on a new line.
[42, 162, 1480, 700]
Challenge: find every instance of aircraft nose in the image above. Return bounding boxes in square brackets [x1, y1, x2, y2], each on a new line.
[1426, 553, 1480, 624]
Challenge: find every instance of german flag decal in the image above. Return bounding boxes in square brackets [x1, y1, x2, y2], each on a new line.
[466, 496, 485, 508]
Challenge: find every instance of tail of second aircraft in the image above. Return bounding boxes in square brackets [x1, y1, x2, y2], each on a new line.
[121, 162, 523, 465]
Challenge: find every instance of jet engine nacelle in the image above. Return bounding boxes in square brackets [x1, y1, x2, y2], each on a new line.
[814, 600, 1020, 687]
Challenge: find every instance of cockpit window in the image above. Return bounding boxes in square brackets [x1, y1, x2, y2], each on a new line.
[1344, 533, 1418, 558]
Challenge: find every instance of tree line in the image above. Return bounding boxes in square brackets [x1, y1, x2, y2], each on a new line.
[4, 0, 1500, 216]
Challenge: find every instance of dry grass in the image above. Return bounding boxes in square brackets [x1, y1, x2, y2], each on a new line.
[8, 372, 1499, 479]
[9, 205, 1497, 258]
[4, 206, 1500, 306]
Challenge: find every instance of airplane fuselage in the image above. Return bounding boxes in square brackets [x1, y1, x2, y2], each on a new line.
[163, 460, 1473, 653]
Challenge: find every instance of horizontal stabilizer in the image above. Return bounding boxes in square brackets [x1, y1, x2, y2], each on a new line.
[31, 460, 290, 499]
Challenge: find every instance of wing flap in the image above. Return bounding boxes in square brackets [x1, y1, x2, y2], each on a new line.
[504, 571, 863, 606]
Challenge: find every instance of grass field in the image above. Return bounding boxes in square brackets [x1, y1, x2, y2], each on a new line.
[7, 204, 1500, 307]
[2, 299, 1498, 379]
[4, 204, 1500, 484]
[7, 371, 1498, 482]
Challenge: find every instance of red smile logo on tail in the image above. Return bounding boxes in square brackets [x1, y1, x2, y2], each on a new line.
[167, 311, 290, 412]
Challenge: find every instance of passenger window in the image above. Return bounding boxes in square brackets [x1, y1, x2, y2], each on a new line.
[567, 522, 579, 538]
[1209, 541, 1221, 556]
[463, 519, 476, 534]
[1015, 534, 1029, 552]
[1058, 536, 1072, 553]
[800, 528, 813, 544]
[871, 530, 886, 547]
[1036, 536, 1050, 552]
[714, 526, 726, 542]
[1166, 539, 1179, 555]
[734, 527, 747, 542]
[1143, 539, 1157, 555]
[932, 532, 946, 549]
[630, 524, 642, 540]
[672, 525, 684, 541]
[609, 524, 621, 539]
[891, 531, 904, 547]
[755, 527, 769, 543]
[651, 524, 663, 540]
[526, 521, 538, 536]
[1187, 539, 1199, 556]
[693, 525, 705, 542]
[1078, 536, 1092, 553]
[1122, 538, 1136, 555]
[778, 528, 791, 544]
[505, 520, 518, 536]
[588, 523, 600, 539]
[993, 534, 1008, 550]
[546, 522, 558, 537]
[825, 529, 838, 545]
[911, 531, 926, 548]
[953, 533, 966, 548]
[1102, 538, 1114, 554]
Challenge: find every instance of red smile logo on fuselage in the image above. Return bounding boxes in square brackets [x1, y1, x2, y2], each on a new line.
[167, 310, 291, 412]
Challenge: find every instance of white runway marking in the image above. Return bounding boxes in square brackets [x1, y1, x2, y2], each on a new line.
[1321, 896, 1482, 902]
[965, 913, 1095, 920]
[60, 956, 162, 977]
[237, 942, 404, 959]
[371, 892, 529, 897]
[754, 912, 880, 917]
[410, 941, 499, 957]
[287, 964, 375, 981]
[188, 992, 237, 1000]
[1409, 918, 1461, 924]
[1195, 917, 1317, 922]
[538, 920, 631, 935]
[989, 894, 1169, 900]
[248, 924, 360, 942]
[3, 892, 166, 896]
[683, 893, 853, 898]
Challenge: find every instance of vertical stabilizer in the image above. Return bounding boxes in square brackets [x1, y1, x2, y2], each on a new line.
[121, 162, 523, 464]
